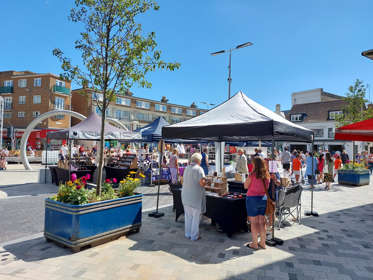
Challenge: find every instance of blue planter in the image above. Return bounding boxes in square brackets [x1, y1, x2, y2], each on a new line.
[338, 169, 370, 186]
[44, 194, 142, 252]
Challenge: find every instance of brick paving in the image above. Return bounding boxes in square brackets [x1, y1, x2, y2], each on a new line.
[0, 176, 373, 279]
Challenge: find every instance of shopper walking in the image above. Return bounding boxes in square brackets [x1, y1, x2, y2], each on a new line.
[200, 148, 209, 175]
[244, 157, 270, 250]
[341, 150, 349, 165]
[280, 147, 291, 172]
[182, 153, 207, 241]
[334, 155, 342, 179]
[292, 153, 302, 183]
[324, 153, 334, 190]
[169, 149, 179, 185]
[305, 152, 317, 185]
[317, 154, 325, 184]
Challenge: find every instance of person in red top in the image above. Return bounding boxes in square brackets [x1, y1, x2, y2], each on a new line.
[292, 153, 302, 183]
[317, 154, 324, 184]
[334, 155, 342, 179]
[247, 155, 254, 174]
[244, 157, 270, 250]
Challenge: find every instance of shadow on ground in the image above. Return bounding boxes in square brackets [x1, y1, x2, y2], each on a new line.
[0, 183, 58, 197]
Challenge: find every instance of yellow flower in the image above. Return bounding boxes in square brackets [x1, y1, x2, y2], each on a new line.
[139, 173, 145, 178]
[134, 178, 140, 182]
[120, 180, 125, 184]
[129, 171, 137, 174]
[67, 181, 73, 187]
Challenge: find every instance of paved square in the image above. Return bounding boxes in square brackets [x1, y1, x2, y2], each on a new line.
[0, 180, 373, 280]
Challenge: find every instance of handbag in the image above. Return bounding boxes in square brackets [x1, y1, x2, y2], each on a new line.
[262, 178, 275, 216]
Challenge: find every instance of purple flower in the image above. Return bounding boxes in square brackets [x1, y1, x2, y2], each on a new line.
[71, 173, 77, 181]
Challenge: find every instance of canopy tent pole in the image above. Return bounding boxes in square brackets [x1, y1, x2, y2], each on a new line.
[149, 139, 165, 218]
[44, 134, 48, 184]
[305, 134, 319, 217]
[68, 138, 72, 181]
[266, 138, 284, 247]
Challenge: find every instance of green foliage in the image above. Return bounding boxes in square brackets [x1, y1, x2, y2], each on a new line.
[56, 179, 90, 205]
[336, 79, 373, 127]
[53, 0, 180, 195]
[341, 162, 367, 171]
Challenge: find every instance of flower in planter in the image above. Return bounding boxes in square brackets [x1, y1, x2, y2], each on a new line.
[86, 173, 91, 180]
[139, 173, 145, 178]
[118, 177, 141, 197]
[71, 173, 77, 181]
[105, 179, 112, 183]
[113, 178, 117, 183]
[76, 185, 82, 190]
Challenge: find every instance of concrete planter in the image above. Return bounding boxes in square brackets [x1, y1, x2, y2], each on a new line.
[338, 169, 370, 186]
[44, 194, 142, 252]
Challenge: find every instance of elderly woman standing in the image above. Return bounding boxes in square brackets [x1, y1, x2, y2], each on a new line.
[236, 149, 249, 175]
[182, 153, 207, 241]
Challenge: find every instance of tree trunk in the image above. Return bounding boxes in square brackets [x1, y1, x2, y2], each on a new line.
[96, 99, 106, 196]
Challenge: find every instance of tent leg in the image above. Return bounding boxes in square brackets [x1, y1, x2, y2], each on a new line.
[266, 138, 284, 247]
[305, 137, 319, 217]
[45, 135, 48, 184]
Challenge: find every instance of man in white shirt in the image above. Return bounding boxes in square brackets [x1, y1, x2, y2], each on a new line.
[280, 147, 291, 172]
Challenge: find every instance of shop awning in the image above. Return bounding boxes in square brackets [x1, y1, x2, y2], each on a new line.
[335, 118, 373, 141]
[162, 91, 313, 142]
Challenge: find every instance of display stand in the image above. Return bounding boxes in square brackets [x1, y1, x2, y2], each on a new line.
[266, 139, 284, 247]
[305, 139, 319, 217]
[149, 140, 165, 218]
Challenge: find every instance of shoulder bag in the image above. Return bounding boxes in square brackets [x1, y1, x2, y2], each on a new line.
[262, 178, 275, 216]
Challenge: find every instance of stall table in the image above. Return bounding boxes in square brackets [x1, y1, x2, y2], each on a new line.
[49, 166, 95, 185]
[228, 180, 246, 193]
[172, 188, 248, 237]
[104, 166, 138, 182]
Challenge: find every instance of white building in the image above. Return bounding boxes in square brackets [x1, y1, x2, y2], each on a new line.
[277, 88, 366, 158]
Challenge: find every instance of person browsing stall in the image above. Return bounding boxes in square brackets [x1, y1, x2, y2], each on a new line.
[236, 149, 249, 175]
[182, 153, 207, 241]
[244, 157, 270, 250]
[292, 153, 302, 183]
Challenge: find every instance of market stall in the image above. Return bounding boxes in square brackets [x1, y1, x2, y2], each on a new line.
[163, 91, 313, 238]
[47, 112, 141, 184]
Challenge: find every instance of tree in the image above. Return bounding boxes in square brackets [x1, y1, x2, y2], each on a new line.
[336, 79, 373, 127]
[53, 0, 180, 195]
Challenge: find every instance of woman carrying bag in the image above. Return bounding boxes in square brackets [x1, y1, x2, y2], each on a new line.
[244, 157, 273, 250]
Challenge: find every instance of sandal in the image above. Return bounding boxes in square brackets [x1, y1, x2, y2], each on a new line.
[258, 243, 266, 249]
[245, 242, 258, 250]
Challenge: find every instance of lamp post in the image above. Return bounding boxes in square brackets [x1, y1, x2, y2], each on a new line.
[362, 49, 373, 60]
[200, 101, 215, 110]
[211, 41, 253, 99]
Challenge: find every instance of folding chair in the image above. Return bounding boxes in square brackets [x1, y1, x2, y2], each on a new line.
[276, 185, 302, 229]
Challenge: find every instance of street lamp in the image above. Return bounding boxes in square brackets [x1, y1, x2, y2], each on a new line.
[200, 101, 215, 110]
[362, 49, 373, 60]
[211, 41, 253, 99]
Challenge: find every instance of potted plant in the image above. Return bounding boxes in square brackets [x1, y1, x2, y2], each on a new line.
[44, 173, 144, 252]
[338, 162, 370, 186]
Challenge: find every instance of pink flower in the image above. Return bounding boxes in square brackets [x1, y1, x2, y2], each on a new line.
[105, 179, 111, 183]
[71, 173, 77, 181]
[113, 178, 117, 183]
[81, 176, 87, 184]
[76, 185, 82, 190]
[86, 173, 91, 180]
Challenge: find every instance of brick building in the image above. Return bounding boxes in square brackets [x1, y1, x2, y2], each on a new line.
[0, 70, 71, 149]
[71, 88, 207, 130]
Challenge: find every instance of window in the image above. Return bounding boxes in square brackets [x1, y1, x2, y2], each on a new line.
[18, 79, 27, 88]
[328, 128, 334, 139]
[4, 80, 13, 87]
[170, 117, 181, 124]
[171, 107, 183, 115]
[135, 100, 150, 109]
[155, 104, 167, 112]
[328, 110, 343, 120]
[186, 109, 196, 116]
[116, 97, 131, 106]
[312, 129, 324, 138]
[290, 114, 303, 122]
[92, 92, 103, 102]
[115, 110, 131, 121]
[106, 108, 112, 117]
[32, 111, 40, 118]
[95, 106, 102, 115]
[135, 112, 152, 121]
[54, 96, 65, 109]
[4, 97, 12, 110]
[56, 80, 65, 87]
[18, 96, 26, 104]
[4, 112, 11, 119]
[33, 95, 41, 104]
[33, 78, 41, 87]
[18, 111, 25, 118]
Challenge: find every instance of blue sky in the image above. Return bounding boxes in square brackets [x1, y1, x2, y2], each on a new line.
[1, 0, 373, 110]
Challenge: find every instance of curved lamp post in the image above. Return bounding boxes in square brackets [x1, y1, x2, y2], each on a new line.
[362, 49, 373, 60]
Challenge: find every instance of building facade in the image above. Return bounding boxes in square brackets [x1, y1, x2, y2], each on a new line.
[280, 88, 364, 158]
[0, 70, 71, 149]
[71, 88, 207, 130]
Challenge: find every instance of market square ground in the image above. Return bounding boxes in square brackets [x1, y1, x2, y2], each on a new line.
[0, 165, 373, 280]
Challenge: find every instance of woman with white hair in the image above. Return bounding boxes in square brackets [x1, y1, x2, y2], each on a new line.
[182, 153, 207, 241]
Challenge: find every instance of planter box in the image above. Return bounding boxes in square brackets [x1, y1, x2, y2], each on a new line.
[44, 194, 142, 252]
[338, 169, 370, 186]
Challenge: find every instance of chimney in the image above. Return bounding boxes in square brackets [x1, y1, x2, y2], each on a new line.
[275, 104, 281, 113]
[190, 102, 197, 108]
[161, 96, 168, 103]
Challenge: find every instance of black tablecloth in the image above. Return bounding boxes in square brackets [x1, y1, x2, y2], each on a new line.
[171, 188, 248, 237]
[104, 166, 138, 182]
[228, 180, 246, 193]
[49, 167, 95, 185]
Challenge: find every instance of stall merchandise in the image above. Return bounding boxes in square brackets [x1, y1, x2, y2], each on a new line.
[172, 188, 247, 237]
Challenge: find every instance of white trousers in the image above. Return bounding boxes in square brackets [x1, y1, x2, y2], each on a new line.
[184, 205, 201, 241]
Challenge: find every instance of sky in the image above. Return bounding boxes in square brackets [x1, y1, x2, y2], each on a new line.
[1, 0, 373, 111]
